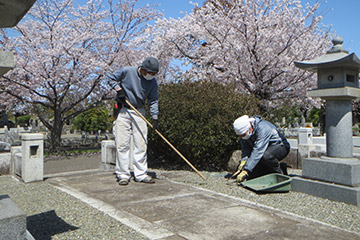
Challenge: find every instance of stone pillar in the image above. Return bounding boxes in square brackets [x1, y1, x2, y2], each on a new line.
[0, 50, 14, 76]
[21, 133, 44, 183]
[100, 140, 116, 170]
[298, 127, 313, 145]
[326, 100, 353, 157]
[100, 136, 134, 171]
[10, 146, 21, 175]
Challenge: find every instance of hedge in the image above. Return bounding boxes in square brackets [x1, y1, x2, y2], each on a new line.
[147, 80, 260, 171]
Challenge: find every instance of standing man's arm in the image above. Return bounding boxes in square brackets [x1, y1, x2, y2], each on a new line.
[107, 70, 125, 91]
[107, 69, 127, 105]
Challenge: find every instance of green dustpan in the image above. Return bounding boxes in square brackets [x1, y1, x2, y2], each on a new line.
[240, 173, 292, 193]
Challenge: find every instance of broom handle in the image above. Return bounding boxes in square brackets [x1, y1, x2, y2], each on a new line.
[125, 99, 206, 180]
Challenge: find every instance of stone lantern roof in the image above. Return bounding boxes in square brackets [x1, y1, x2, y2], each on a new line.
[0, 0, 36, 28]
[294, 36, 360, 99]
[294, 36, 360, 72]
[0, 0, 36, 76]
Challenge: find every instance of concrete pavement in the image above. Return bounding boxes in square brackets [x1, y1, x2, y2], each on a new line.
[45, 170, 360, 240]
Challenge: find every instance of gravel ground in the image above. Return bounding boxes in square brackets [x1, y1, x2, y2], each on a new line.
[0, 175, 148, 240]
[154, 168, 360, 235]
[1, 163, 359, 239]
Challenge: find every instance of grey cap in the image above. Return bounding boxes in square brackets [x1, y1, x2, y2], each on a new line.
[141, 57, 159, 73]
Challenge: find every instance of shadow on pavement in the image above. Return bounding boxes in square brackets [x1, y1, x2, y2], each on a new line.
[27, 210, 78, 240]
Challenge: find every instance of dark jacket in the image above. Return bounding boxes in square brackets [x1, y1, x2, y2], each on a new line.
[241, 116, 290, 172]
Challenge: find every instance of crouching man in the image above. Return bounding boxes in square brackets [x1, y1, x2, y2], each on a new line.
[233, 115, 290, 183]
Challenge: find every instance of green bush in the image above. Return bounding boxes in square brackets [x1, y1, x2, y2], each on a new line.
[73, 107, 111, 133]
[307, 106, 325, 127]
[265, 105, 303, 128]
[16, 115, 31, 126]
[147, 80, 260, 171]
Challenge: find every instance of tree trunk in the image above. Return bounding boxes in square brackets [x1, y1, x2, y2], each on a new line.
[48, 111, 64, 152]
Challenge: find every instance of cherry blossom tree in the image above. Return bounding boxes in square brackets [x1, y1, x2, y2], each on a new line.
[143, 0, 333, 109]
[0, 0, 161, 151]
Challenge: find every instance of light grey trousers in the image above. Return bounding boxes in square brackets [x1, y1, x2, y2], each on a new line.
[113, 107, 148, 181]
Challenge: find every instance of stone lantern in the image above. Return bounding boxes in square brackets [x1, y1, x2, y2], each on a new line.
[0, 0, 36, 76]
[295, 36, 360, 157]
[293, 36, 360, 206]
[0, 0, 36, 28]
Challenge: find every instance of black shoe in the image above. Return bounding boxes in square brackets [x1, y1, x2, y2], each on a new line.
[280, 162, 288, 176]
[135, 176, 155, 184]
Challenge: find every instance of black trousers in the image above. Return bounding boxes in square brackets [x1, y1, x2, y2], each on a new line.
[249, 144, 290, 179]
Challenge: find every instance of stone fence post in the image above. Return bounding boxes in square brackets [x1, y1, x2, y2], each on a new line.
[17, 133, 44, 183]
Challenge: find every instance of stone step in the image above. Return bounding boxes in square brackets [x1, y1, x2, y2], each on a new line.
[292, 177, 360, 206]
[0, 195, 26, 240]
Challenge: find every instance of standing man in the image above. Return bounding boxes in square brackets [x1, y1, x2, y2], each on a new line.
[233, 115, 290, 183]
[107, 57, 160, 185]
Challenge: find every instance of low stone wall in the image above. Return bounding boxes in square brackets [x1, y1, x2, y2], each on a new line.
[0, 127, 112, 152]
[280, 127, 321, 138]
[0, 126, 32, 146]
[0, 152, 11, 174]
[100, 140, 116, 170]
[57, 136, 106, 150]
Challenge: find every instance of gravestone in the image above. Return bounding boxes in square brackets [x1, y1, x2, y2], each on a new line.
[301, 116, 306, 127]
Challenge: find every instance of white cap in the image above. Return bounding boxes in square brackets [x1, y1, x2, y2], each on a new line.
[233, 115, 251, 135]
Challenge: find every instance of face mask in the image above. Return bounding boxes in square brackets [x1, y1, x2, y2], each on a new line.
[143, 73, 154, 80]
[241, 128, 253, 140]
[242, 133, 251, 140]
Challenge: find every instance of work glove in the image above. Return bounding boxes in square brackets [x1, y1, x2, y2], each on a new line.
[116, 89, 126, 105]
[236, 170, 249, 183]
[237, 157, 248, 171]
[152, 119, 159, 131]
[228, 157, 248, 180]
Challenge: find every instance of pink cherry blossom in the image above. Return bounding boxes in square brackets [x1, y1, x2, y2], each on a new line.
[137, 0, 333, 109]
[0, 0, 161, 151]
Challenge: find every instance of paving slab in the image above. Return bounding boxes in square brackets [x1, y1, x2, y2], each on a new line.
[46, 171, 360, 240]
